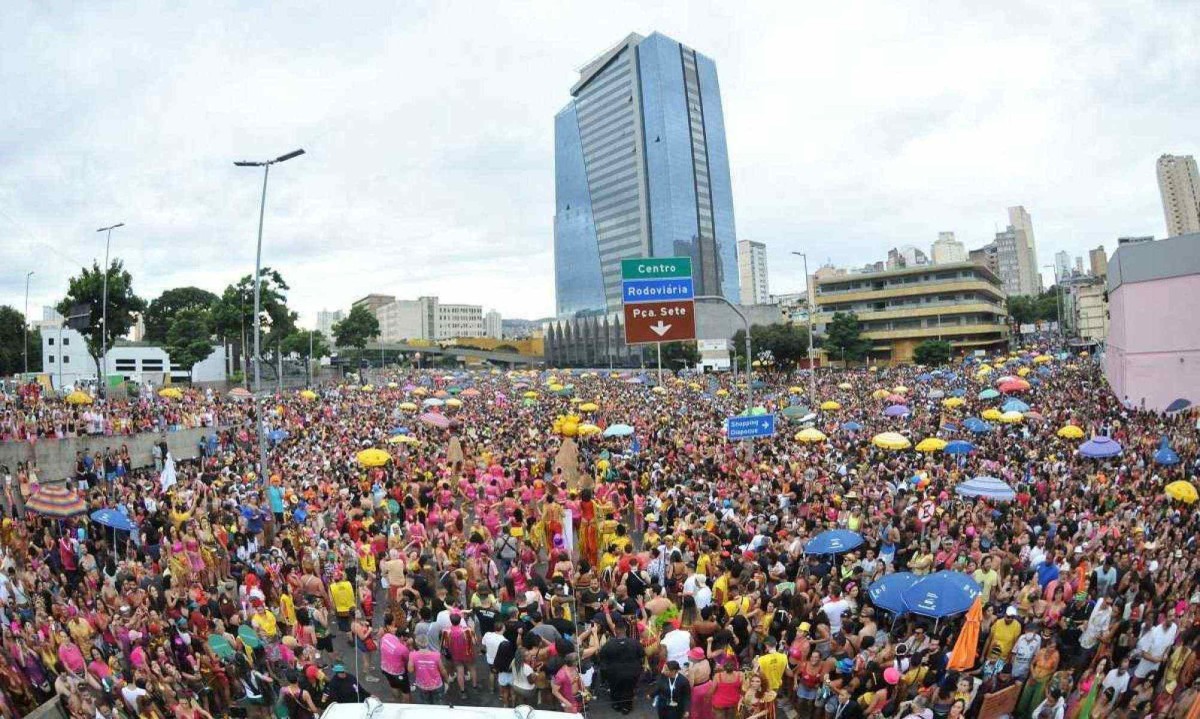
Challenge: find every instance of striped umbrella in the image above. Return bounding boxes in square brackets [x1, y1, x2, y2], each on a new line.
[27, 485, 87, 517]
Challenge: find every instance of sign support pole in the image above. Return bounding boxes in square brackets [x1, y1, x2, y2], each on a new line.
[656, 342, 663, 385]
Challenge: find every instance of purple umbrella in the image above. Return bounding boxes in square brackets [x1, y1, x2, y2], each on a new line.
[883, 404, 911, 417]
[1080, 435, 1122, 459]
[419, 412, 451, 429]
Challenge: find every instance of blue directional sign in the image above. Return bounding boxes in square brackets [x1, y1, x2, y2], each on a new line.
[621, 277, 694, 304]
[725, 414, 776, 441]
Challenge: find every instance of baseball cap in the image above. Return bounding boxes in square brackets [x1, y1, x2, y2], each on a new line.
[1006, 606, 1018, 617]
[332, 663, 345, 673]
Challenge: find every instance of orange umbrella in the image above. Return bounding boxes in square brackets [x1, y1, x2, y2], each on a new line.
[947, 596, 982, 671]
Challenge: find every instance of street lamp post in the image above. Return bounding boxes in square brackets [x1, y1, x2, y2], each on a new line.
[234, 148, 305, 485]
[695, 295, 753, 415]
[96, 223, 124, 399]
[23, 271, 33, 376]
[790, 252, 817, 401]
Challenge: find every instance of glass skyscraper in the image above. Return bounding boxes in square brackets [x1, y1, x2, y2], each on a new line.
[554, 32, 740, 317]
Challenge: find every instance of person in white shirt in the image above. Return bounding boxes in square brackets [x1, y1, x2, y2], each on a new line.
[1133, 615, 1177, 679]
[822, 591, 852, 636]
[1032, 687, 1066, 719]
[661, 625, 692, 668]
[692, 576, 712, 611]
[1101, 657, 1131, 698]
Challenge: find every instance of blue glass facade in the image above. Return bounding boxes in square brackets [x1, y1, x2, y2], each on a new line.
[554, 31, 740, 317]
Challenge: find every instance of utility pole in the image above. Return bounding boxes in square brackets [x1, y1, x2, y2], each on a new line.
[23, 271, 33, 376]
[234, 148, 305, 485]
[308, 330, 314, 387]
[96, 223, 124, 399]
[791, 252, 817, 400]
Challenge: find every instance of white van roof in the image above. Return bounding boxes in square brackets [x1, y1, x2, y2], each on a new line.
[319, 703, 584, 719]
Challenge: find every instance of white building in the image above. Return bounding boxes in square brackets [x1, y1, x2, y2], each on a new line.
[1157, 154, 1200, 237]
[930, 232, 966, 264]
[484, 310, 502, 339]
[42, 328, 226, 389]
[1008, 206, 1039, 293]
[316, 309, 345, 342]
[373, 296, 486, 342]
[1054, 250, 1071, 280]
[737, 239, 770, 305]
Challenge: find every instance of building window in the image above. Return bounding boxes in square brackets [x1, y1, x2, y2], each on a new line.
[48, 337, 54, 346]
[63, 337, 69, 346]
[63, 356, 70, 364]
[48, 355, 54, 363]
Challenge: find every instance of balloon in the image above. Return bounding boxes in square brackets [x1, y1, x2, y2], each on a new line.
[884, 667, 900, 685]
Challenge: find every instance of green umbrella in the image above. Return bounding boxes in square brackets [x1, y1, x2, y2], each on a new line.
[782, 406, 810, 418]
[238, 624, 262, 649]
[208, 634, 235, 659]
[447, 386, 463, 395]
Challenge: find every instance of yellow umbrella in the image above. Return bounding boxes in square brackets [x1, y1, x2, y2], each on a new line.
[941, 397, 965, 409]
[398, 402, 418, 411]
[445, 398, 463, 408]
[569, 397, 582, 404]
[361, 384, 374, 392]
[837, 382, 852, 390]
[788, 386, 804, 394]
[546, 376, 560, 385]
[977, 364, 993, 374]
[652, 386, 668, 394]
[999, 410, 1024, 424]
[577, 423, 602, 437]
[299, 389, 318, 401]
[560, 421, 579, 437]
[981, 408, 1003, 421]
[1033, 354, 1053, 364]
[578, 402, 599, 412]
[794, 428, 828, 443]
[387, 435, 421, 445]
[915, 437, 947, 453]
[356, 448, 391, 467]
[157, 387, 183, 400]
[872, 432, 911, 450]
[892, 385, 909, 394]
[820, 400, 841, 411]
[715, 388, 729, 397]
[869, 366, 879, 372]
[522, 391, 539, 399]
[412, 387, 429, 396]
[688, 382, 701, 391]
[548, 384, 564, 392]
[1056, 425, 1084, 439]
[1017, 367, 1031, 377]
[64, 390, 93, 405]
[872, 389, 890, 400]
[387, 382, 399, 388]
[1165, 481, 1199, 504]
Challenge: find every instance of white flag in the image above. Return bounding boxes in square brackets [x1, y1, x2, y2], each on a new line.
[160, 453, 177, 493]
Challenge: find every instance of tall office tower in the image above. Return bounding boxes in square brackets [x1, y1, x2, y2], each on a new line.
[1157, 154, 1200, 237]
[931, 232, 966, 264]
[316, 309, 345, 341]
[554, 32, 739, 316]
[1074, 256, 1084, 275]
[1089, 246, 1108, 277]
[993, 226, 1036, 296]
[1008, 206, 1038, 293]
[1054, 251, 1071, 279]
[737, 240, 769, 305]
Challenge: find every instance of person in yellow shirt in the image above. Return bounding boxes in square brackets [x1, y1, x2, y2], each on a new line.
[329, 574, 356, 634]
[983, 607, 1022, 661]
[278, 591, 297, 633]
[755, 637, 788, 691]
[250, 600, 278, 640]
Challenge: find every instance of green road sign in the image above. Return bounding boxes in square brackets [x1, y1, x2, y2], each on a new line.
[620, 256, 693, 281]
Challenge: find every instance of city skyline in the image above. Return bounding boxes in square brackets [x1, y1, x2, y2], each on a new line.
[2, 3, 1196, 324]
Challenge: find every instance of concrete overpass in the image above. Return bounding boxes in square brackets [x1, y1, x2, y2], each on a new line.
[362, 342, 543, 366]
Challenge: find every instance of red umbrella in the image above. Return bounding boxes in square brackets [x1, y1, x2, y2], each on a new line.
[998, 380, 1030, 393]
[419, 412, 451, 429]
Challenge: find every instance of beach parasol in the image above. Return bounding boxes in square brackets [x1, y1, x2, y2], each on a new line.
[872, 432, 911, 450]
[837, 382, 852, 390]
[603, 424, 634, 438]
[963, 417, 992, 434]
[955, 476, 1016, 501]
[65, 390, 93, 405]
[805, 529, 863, 555]
[794, 428, 827, 443]
[998, 410, 1024, 424]
[977, 388, 1000, 400]
[901, 571, 982, 619]
[228, 387, 252, 400]
[915, 437, 947, 453]
[90, 508, 137, 532]
[841, 421, 863, 432]
[398, 402, 418, 411]
[388, 434, 420, 445]
[1155, 436, 1181, 466]
[1056, 424, 1084, 439]
[578, 402, 599, 412]
[981, 408, 1002, 421]
[1165, 480, 1198, 504]
[444, 398, 463, 408]
[944, 440, 975, 455]
[941, 397, 965, 409]
[419, 413, 451, 429]
[356, 448, 391, 467]
[883, 405, 911, 418]
[1001, 399, 1030, 413]
[1080, 436, 1122, 459]
[27, 485, 87, 517]
[299, 389, 318, 401]
[157, 387, 183, 400]
[820, 400, 841, 411]
[872, 389, 890, 400]
[868, 572, 917, 616]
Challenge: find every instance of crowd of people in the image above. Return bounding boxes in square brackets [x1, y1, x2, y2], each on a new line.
[0, 348, 1198, 719]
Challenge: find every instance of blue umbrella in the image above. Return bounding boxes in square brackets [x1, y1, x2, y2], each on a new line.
[1001, 399, 1030, 413]
[977, 389, 1000, 400]
[389, 427, 409, 436]
[944, 440, 975, 455]
[1165, 398, 1192, 414]
[1080, 436, 1123, 459]
[868, 572, 918, 616]
[949, 388, 967, 398]
[943, 372, 959, 381]
[90, 508, 137, 533]
[267, 429, 289, 442]
[603, 424, 635, 438]
[804, 529, 863, 555]
[955, 476, 1016, 501]
[750, 380, 766, 390]
[883, 404, 910, 417]
[1037, 366, 1053, 376]
[901, 570, 982, 619]
[1154, 436, 1180, 466]
[916, 373, 933, 383]
[963, 417, 992, 434]
[841, 421, 863, 432]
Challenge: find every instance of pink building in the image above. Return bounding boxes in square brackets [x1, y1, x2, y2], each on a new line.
[1105, 233, 1200, 411]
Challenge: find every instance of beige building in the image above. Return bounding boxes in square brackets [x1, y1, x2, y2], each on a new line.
[1008, 206, 1039, 292]
[737, 239, 770, 305]
[1075, 282, 1108, 342]
[1089, 246, 1108, 278]
[931, 232, 966, 264]
[373, 296, 491, 341]
[1157, 154, 1200, 237]
[812, 262, 1008, 364]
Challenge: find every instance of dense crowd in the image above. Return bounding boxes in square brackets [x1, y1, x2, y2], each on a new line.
[0, 349, 1198, 719]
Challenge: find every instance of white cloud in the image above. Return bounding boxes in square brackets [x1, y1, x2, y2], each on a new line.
[0, 0, 1196, 323]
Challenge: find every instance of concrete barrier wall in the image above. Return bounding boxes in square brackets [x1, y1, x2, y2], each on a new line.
[0, 427, 216, 482]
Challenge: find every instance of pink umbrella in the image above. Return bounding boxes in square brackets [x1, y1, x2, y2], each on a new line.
[419, 412, 451, 429]
[885, 394, 906, 404]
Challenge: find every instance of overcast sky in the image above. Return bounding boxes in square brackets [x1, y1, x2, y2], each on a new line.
[2, 1, 1197, 326]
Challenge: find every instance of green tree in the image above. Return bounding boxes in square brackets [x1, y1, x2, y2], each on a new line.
[56, 260, 147, 380]
[280, 330, 331, 360]
[164, 308, 214, 382]
[912, 340, 952, 366]
[332, 304, 380, 349]
[822, 312, 871, 362]
[0, 306, 42, 376]
[660, 341, 700, 368]
[144, 286, 218, 343]
[210, 268, 297, 371]
[1008, 290, 1061, 326]
[731, 324, 810, 372]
